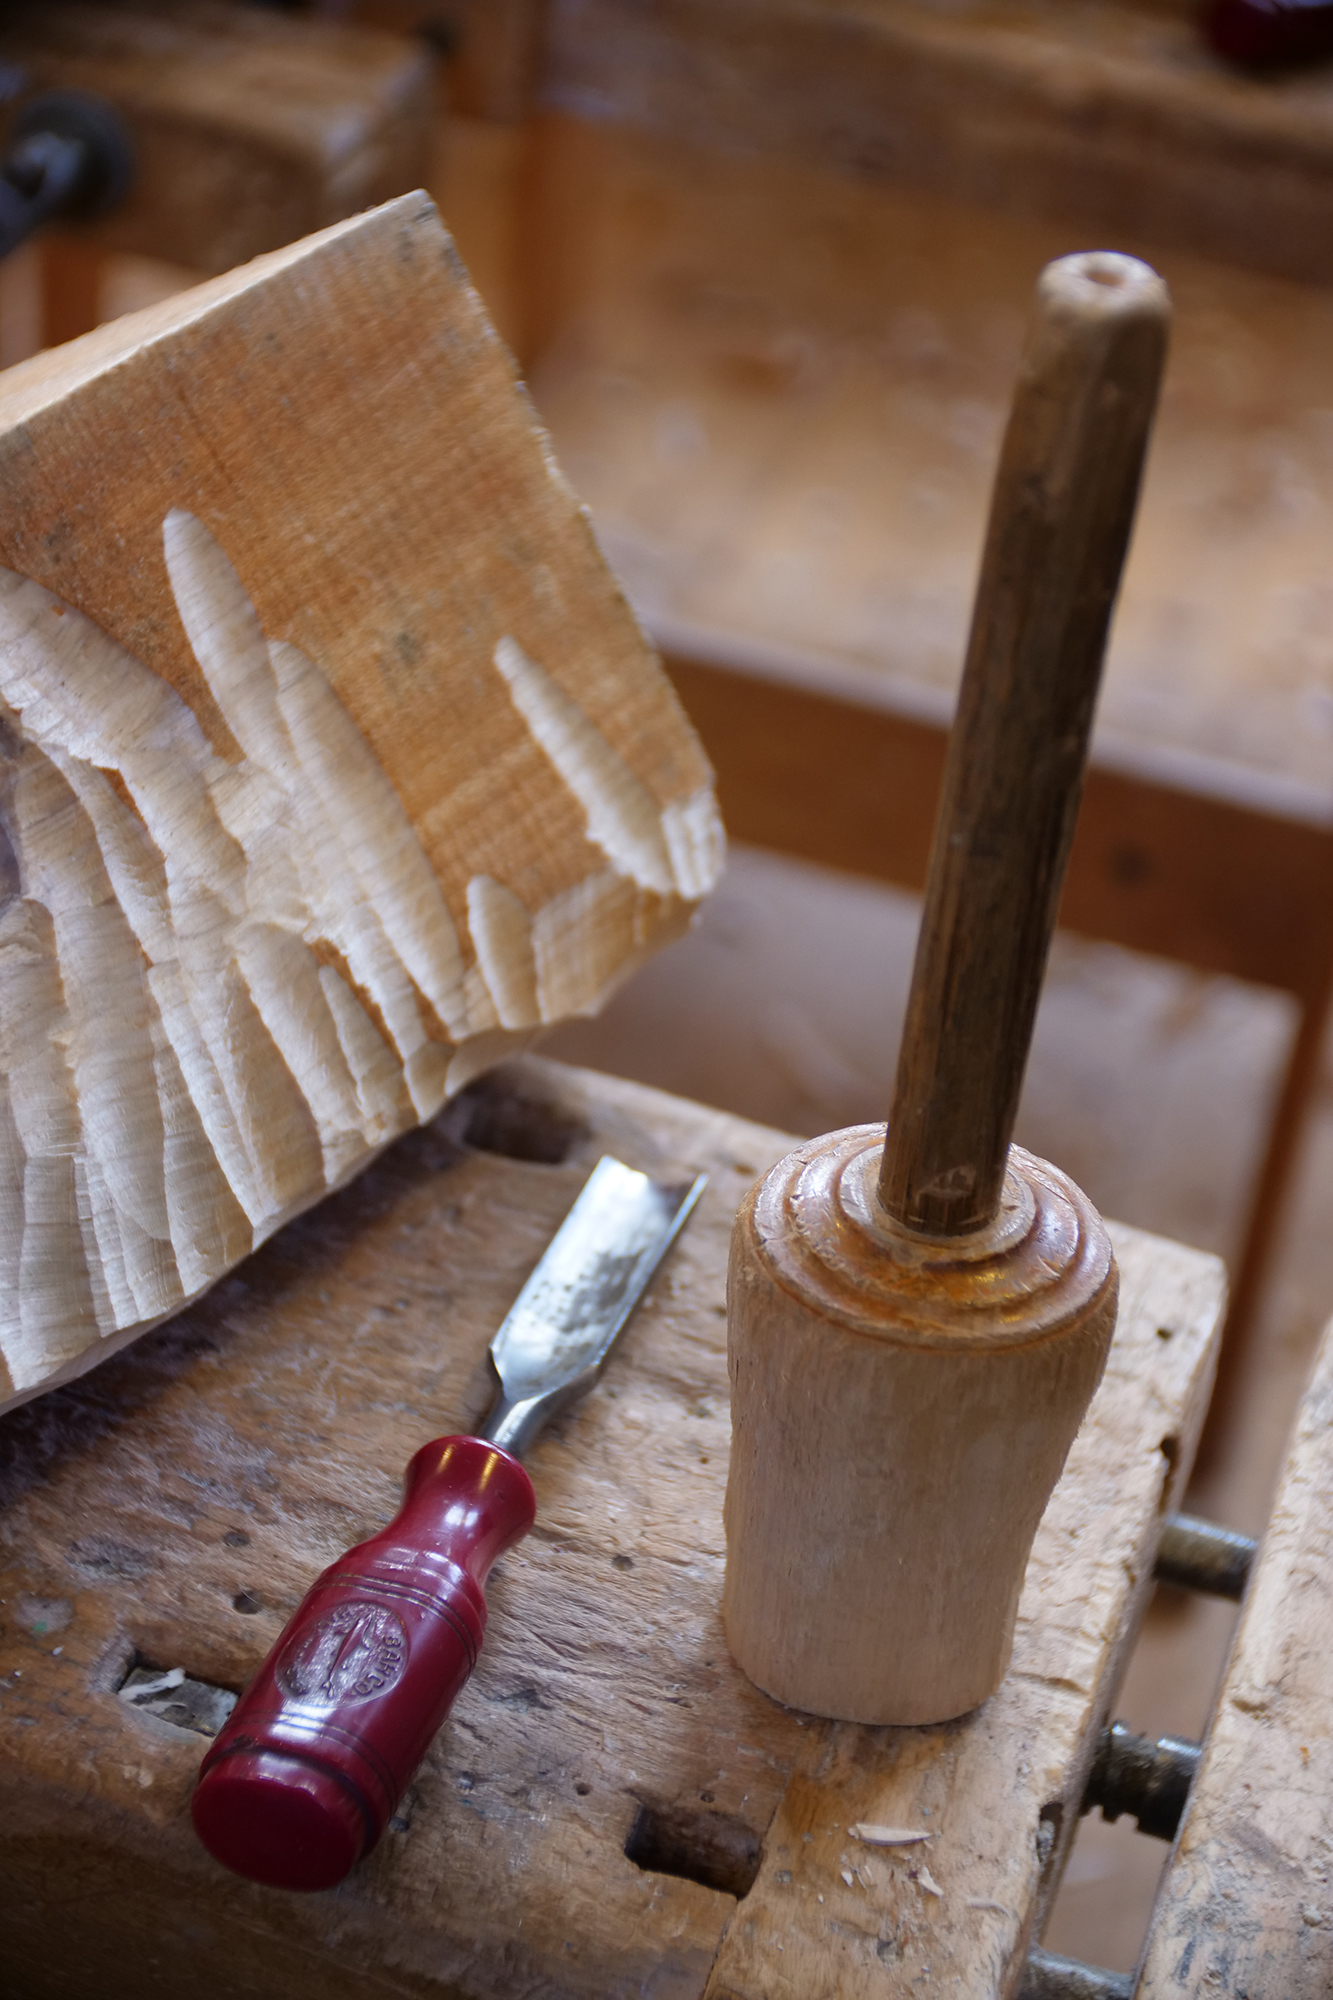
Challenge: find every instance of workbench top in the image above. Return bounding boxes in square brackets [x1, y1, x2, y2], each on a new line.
[530, 122, 1333, 816]
[1139, 1311, 1333, 1998]
[0, 1058, 1224, 1999]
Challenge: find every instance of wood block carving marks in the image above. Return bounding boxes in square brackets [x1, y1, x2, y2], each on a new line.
[0, 195, 715, 911]
[0, 198, 722, 1409]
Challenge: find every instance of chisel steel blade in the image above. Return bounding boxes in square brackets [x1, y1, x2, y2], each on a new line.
[481, 1155, 706, 1455]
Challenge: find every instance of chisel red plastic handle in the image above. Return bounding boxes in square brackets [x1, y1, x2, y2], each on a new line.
[192, 1434, 536, 1891]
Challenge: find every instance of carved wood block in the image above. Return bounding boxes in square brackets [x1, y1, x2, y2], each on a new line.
[0, 193, 722, 1413]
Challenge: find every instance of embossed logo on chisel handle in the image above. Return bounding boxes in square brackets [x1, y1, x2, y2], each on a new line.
[276, 1601, 409, 1705]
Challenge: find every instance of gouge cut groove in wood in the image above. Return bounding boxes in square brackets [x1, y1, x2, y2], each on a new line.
[0, 194, 723, 1415]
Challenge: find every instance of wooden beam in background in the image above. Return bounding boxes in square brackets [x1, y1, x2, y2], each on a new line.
[543, 0, 1333, 289]
[0, 2, 434, 275]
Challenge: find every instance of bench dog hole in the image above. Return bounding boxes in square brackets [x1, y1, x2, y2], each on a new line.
[624, 1797, 762, 1900]
[116, 1653, 239, 1739]
[445, 1070, 588, 1165]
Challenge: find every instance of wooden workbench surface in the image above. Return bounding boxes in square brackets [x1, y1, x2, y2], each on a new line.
[1137, 1313, 1333, 1998]
[528, 120, 1333, 815]
[0, 1057, 1224, 1999]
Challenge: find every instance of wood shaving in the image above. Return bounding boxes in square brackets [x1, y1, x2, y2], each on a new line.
[849, 1823, 935, 1846]
[918, 1865, 945, 1898]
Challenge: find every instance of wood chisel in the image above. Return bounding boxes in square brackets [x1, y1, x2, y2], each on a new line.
[191, 1155, 706, 1892]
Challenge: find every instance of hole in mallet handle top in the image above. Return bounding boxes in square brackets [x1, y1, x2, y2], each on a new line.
[878, 252, 1171, 1239]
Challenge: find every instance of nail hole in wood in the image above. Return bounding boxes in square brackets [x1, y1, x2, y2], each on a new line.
[1036, 1800, 1063, 1873]
[624, 1798, 763, 1900]
[1158, 1435, 1180, 1509]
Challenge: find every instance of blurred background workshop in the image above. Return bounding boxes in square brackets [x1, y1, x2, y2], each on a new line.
[1, 1, 1332, 1991]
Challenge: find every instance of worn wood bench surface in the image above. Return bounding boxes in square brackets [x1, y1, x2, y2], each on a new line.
[1137, 1313, 1333, 1998]
[0, 1057, 1224, 2000]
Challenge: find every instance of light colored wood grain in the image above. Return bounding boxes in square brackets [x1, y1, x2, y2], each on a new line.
[0, 196, 721, 1414]
[0, 1059, 1223, 1998]
[724, 1131, 1118, 1725]
[0, 2, 434, 273]
[1136, 1315, 1333, 1997]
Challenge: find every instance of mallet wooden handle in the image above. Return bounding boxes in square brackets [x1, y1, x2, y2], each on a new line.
[879, 252, 1170, 1238]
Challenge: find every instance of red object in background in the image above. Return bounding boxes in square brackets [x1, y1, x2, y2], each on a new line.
[191, 1436, 536, 1893]
[1206, 0, 1333, 66]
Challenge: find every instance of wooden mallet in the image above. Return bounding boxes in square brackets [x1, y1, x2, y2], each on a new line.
[722, 251, 1171, 1725]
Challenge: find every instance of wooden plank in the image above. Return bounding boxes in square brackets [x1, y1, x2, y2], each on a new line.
[355, 0, 543, 123]
[524, 113, 1333, 808]
[0, 194, 720, 1413]
[662, 653, 942, 905]
[0, 2, 433, 272]
[1136, 1314, 1333, 1998]
[542, 0, 1333, 288]
[663, 650, 1333, 1008]
[0, 1057, 1224, 1998]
